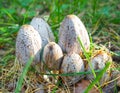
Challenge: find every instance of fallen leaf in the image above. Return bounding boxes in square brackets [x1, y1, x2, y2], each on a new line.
[74, 79, 99, 93]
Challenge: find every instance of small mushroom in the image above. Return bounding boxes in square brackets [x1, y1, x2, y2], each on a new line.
[43, 42, 63, 70]
[16, 25, 42, 65]
[60, 53, 84, 85]
[87, 51, 112, 84]
[58, 15, 90, 54]
[30, 17, 55, 47]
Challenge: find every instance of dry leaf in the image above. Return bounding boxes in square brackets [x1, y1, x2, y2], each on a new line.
[74, 80, 99, 93]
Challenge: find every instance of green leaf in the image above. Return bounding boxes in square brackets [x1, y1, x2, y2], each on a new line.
[18, 0, 33, 7]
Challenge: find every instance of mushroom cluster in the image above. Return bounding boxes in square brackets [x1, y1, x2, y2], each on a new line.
[16, 18, 55, 65]
[16, 15, 119, 87]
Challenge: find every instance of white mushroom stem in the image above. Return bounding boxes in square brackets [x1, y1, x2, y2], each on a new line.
[59, 15, 90, 54]
[30, 17, 55, 47]
[16, 25, 42, 65]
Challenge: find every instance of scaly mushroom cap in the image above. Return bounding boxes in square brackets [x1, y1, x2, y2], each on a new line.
[58, 15, 90, 54]
[87, 51, 112, 84]
[43, 42, 63, 70]
[30, 17, 55, 47]
[61, 53, 84, 85]
[16, 25, 42, 65]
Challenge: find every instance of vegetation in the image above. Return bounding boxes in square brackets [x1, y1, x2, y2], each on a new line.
[0, 0, 120, 93]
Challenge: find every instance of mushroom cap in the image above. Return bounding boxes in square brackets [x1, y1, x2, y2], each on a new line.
[58, 15, 90, 54]
[30, 17, 55, 47]
[61, 53, 84, 85]
[16, 25, 42, 65]
[87, 51, 112, 83]
[43, 42, 63, 70]
[88, 51, 112, 71]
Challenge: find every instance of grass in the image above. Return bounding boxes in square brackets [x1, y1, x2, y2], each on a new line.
[15, 56, 34, 93]
[0, 0, 120, 93]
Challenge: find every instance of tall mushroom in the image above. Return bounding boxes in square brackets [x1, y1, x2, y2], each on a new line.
[16, 25, 42, 65]
[30, 17, 55, 47]
[58, 15, 90, 54]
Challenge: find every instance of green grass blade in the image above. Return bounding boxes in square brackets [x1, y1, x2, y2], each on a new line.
[44, 70, 101, 77]
[2, 9, 16, 22]
[77, 37, 87, 54]
[15, 56, 34, 93]
[77, 37, 96, 78]
[77, 36, 102, 92]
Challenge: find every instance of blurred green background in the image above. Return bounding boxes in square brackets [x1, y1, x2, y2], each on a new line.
[0, 0, 120, 66]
